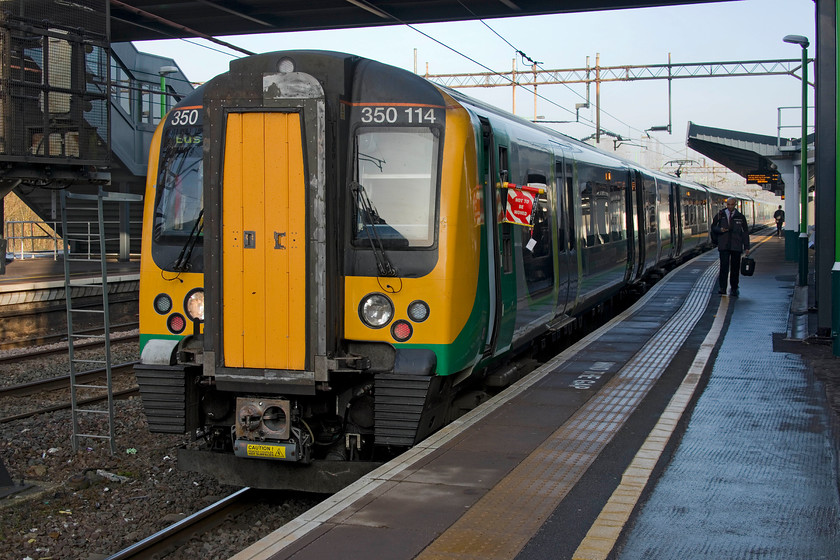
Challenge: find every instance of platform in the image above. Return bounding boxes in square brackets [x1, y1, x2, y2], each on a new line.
[0, 255, 140, 345]
[229, 230, 840, 560]
[0, 255, 139, 306]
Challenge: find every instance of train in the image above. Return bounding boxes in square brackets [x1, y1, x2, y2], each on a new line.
[135, 50, 774, 491]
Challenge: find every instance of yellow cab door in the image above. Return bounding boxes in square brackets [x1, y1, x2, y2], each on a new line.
[222, 111, 307, 370]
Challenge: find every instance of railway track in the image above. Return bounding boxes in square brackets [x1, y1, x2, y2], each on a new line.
[0, 322, 139, 353]
[104, 488, 263, 560]
[0, 362, 139, 423]
[0, 332, 139, 363]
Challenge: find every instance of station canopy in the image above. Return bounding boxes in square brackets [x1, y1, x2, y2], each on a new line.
[686, 122, 791, 179]
[110, 0, 725, 42]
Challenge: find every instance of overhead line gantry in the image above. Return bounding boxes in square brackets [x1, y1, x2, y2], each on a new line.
[423, 56, 811, 143]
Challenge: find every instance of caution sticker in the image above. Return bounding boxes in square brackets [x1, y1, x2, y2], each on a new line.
[246, 443, 286, 459]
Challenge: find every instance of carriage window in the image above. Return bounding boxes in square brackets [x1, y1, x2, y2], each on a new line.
[521, 177, 554, 296]
[154, 126, 203, 242]
[354, 127, 439, 248]
[577, 163, 626, 247]
[608, 180, 625, 241]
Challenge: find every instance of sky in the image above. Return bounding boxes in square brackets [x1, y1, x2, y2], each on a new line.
[133, 0, 816, 193]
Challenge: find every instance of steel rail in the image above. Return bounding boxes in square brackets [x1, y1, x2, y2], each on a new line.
[0, 323, 139, 354]
[0, 362, 139, 423]
[0, 387, 139, 424]
[0, 362, 138, 397]
[103, 487, 257, 560]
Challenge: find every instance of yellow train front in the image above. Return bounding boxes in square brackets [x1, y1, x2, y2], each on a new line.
[203, 51, 479, 462]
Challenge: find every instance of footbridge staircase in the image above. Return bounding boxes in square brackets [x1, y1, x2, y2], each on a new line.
[0, 0, 194, 262]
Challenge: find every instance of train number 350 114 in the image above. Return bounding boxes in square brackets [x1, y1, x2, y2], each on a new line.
[360, 106, 437, 124]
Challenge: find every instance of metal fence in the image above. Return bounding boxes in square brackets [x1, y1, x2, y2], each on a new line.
[4, 219, 139, 260]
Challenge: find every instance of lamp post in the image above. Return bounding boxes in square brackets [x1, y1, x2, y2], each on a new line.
[158, 66, 178, 120]
[835, 14, 840, 356]
[783, 35, 810, 287]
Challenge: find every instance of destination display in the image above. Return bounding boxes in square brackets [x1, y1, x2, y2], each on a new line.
[746, 170, 780, 185]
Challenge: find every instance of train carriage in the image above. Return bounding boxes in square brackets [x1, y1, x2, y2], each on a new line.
[136, 50, 771, 490]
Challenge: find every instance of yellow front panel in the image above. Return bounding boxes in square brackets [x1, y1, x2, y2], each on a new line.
[344, 95, 480, 346]
[139, 123, 204, 346]
[223, 112, 306, 370]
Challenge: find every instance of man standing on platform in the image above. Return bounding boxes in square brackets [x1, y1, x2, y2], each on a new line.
[773, 205, 785, 237]
[711, 198, 750, 297]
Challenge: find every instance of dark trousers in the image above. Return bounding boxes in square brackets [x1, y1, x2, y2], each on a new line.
[776, 221, 783, 236]
[719, 250, 742, 291]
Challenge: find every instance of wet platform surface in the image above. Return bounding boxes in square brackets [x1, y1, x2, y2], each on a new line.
[611, 239, 839, 559]
[227, 231, 839, 560]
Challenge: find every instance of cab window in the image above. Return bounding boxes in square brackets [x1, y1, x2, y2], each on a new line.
[154, 126, 203, 242]
[353, 127, 440, 248]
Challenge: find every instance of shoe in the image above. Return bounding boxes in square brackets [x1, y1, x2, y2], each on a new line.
[730, 288, 739, 297]
[718, 290, 727, 295]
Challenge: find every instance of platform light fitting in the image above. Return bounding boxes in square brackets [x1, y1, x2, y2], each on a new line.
[783, 35, 810, 48]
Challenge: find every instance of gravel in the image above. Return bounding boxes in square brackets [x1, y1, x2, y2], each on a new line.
[0, 337, 320, 560]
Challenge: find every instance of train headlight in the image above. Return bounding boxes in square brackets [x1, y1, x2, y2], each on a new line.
[407, 300, 430, 322]
[359, 293, 393, 328]
[184, 288, 205, 322]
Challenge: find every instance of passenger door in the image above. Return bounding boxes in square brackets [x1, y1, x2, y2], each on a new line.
[657, 177, 673, 261]
[624, 169, 639, 282]
[554, 157, 572, 313]
[641, 172, 659, 273]
[671, 183, 683, 256]
[480, 118, 516, 356]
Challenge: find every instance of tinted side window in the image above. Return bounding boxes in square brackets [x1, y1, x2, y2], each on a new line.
[521, 172, 553, 296]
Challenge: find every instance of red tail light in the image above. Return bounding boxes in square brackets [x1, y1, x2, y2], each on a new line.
[167, 313, 186, 334]
[391, 320, 412, 342]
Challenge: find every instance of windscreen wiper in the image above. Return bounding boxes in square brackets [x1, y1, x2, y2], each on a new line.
[350, 182, 397, 277]
[173, 209, 204, 272]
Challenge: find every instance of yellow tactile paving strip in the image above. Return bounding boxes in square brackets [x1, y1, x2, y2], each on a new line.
[572, 296, 729, 560]
[416, 265, 718, 560]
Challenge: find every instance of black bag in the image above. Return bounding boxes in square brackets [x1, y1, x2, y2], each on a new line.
[740, 256, 755, 277]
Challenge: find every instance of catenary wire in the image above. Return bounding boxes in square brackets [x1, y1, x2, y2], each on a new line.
[453, 2, 689, 157]
[120, 4, 688, 159]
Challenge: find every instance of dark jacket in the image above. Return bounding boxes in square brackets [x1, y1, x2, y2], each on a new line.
[711, 208, 750, 252]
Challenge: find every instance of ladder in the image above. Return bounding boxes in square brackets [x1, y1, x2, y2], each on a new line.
[60, 187, 142, 454]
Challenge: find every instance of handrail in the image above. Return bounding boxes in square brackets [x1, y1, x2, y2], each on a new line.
[4, 220, 62, 259]
[777, 105, 815, 149]
[4, 219, 141, 261]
